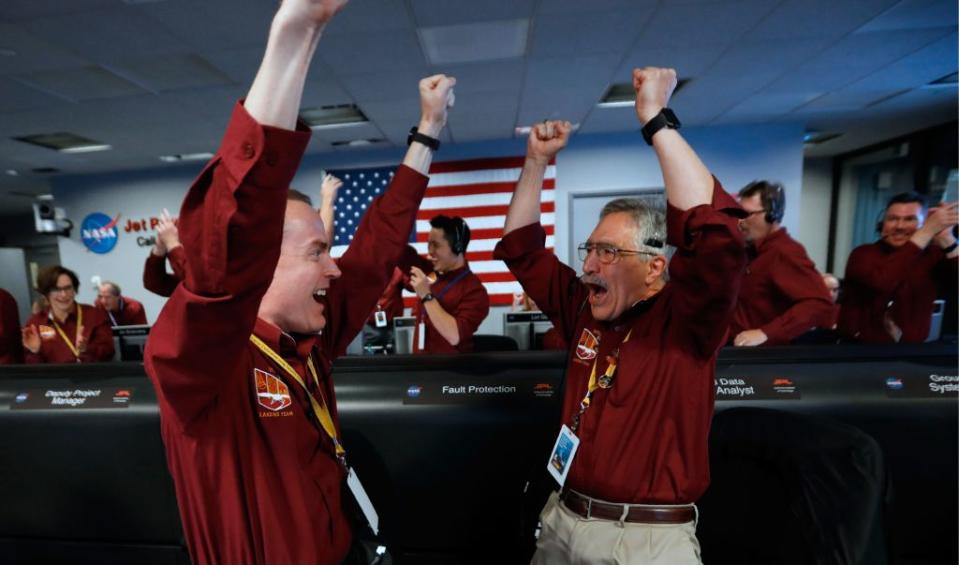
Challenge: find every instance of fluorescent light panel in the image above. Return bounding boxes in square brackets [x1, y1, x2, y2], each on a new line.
[14, 132, 111, 153]
[300, 104, 369, 129]
[418, 19, 528, 65]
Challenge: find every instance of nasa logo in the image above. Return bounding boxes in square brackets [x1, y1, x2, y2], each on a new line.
[407, 385, 422, 398]
[80, 213, 121, 254]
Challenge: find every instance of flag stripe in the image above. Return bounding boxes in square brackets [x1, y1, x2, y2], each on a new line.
[416, 201, 554, 221]
[420, 189, 553, 210]
[428, 156, 554, 174]
[424, 178, 554, 198]
[414, 224, 554, 242]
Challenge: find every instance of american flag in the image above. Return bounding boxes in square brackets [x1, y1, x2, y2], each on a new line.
[327, 156, 556, 306]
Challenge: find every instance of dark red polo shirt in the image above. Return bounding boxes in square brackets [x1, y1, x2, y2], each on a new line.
[143, 247, 187, 298]
[494, 180, 746, 504]
[402, 248, 490, 354]
[24, 304, 114, 364]
[0, 288, 22, 364]
[99, 296, 148, 326]
[729, 228, 836, 345]
[145, 102, 428, 565]
[840, 240, 957, 343]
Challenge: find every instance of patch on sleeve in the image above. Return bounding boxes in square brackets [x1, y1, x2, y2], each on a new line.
[254, 368, 292, 411]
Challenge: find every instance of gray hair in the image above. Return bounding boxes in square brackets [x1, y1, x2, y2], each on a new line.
[99, 281, 121, 296]
[600, 197, 667, 256]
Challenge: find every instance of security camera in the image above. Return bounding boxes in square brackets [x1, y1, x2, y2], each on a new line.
[33, 196, 73, 237]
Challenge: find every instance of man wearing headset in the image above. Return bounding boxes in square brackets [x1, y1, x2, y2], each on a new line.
[839, 192, 958, 343]
[729, 181, 836, 346]
[403, 215, 490, 354]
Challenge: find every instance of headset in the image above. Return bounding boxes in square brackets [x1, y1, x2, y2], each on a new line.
[431, 215, 470, 255]
[740, 181, 785, 224]
[450, 216, 469, 255]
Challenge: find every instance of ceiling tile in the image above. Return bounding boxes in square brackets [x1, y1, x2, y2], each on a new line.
[410, 0, 536, 27]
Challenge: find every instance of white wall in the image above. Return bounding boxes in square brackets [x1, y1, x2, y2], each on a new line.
[52, 121, 806, 333]
[799, 157, 833, 271]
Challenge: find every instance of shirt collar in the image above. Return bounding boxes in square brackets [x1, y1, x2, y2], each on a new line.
[253, 317, 319, 360]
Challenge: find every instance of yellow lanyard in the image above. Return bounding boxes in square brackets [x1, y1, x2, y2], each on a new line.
[249, 334, 346, 459]
[51, 306, 82, 362]
[570, 329, 632, 433]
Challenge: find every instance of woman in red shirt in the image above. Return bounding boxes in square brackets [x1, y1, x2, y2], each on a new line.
[22, 265, 114, 363]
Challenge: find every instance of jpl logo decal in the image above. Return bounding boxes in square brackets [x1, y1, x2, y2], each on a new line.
[80, 213, 121, 254]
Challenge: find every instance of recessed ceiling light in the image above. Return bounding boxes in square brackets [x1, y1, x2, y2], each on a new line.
[0, 48, 16, 57]
[598, 79, 690, 108]
[5, 169, 18, 176]
[159, 152, 214, 163]
[803, 131, 843, 145]
[60, 144, 113, 154]
[300, 104, 369, 129]
[331, 138, 386, 147]
[14, 132, 111, 153]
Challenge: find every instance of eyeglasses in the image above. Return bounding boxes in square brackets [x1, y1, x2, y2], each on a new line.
[743, 209, 767, 217]
[577, 243, 657, 264]
[51, 285, 75, 295]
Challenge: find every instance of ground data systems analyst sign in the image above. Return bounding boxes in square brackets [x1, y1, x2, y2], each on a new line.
[80, 213, 120, 254]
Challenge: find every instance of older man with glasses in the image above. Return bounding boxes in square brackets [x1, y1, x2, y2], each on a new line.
[495, 67, 746, 565]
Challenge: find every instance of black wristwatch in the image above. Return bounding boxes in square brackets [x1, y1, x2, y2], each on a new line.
[641, 108, 681, 146]
[420, 292, 435, 303]
[943, 241, 958, 254]
[408, 127, 440, 151]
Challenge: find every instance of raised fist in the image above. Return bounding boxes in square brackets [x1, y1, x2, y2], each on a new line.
[155, 209, 181, 254]
[527, 120, 572, 165]
[419, 74, 457, 135]
[320, 174, 342, 202]
[632, 67, 678, 125]
[276, 0, 349, 27]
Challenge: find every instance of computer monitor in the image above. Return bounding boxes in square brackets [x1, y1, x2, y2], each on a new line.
[503, 311, 553, 350]
[111, 325, 150, 361]
[393, 316, 416, 355]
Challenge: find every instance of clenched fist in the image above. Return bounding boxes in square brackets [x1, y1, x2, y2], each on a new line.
[633, 67, 678, 125]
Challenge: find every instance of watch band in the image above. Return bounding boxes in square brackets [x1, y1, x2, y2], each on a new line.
[420, 292, 435, 303]
[407, 127, 440, 151]
[942, 241, 958, 254]
[641, 108, 681, 146]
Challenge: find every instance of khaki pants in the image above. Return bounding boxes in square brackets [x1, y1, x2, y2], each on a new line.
[531, 491, 703, 565]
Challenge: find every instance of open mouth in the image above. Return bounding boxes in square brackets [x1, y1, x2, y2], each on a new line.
[312, 289, 327, 304]
[581, 276, 608, 305]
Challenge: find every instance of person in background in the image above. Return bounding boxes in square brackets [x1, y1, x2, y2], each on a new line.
[96, 281, 148, 326]
[729, 180, 836, 347]
[839, 193, 958, 343]
[822, 273, 840, 304]
[402, 215, 490, 354]
[143, 210, 187, 297]
[0, 288, 23, 364]
[22, 265, 114, 363]
[511, 290, 567, 350]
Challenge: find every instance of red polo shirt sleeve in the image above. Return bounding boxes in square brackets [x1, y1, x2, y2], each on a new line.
[145, 102, 311, 431]
[0, 290, 22, 364]
[323, 166, 429, 357]
[666, 179, 747, 357]
[494, 222, 588, 345]
[760, 251, 837, 342]
[143, 250, 184, 298]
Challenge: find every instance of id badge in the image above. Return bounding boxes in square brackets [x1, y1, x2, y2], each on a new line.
[417, 322, 426, 351]
[546, 424, 580, 487]
[347, 467, 380, 535]
[374, 308, 387, 328]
